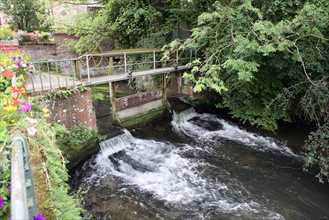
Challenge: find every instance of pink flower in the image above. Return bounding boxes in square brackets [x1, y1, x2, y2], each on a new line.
[33, 213, 45, 220]
[18, 102, 31, 112]
[0, 196, 4, 208]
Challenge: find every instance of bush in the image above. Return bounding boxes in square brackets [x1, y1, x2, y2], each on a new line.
[0, 27, 15, 40]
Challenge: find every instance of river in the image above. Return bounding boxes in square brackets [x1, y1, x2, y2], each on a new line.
[70, 108, 329, 220]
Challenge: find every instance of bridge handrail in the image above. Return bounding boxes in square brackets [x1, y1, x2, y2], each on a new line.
[78, 49, 166, 59]
[27, 48, 195, 92]
[10, 135, 38, 219]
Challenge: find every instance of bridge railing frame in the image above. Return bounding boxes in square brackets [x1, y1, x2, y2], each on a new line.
[78, 49, 195, 84]
[27, 49, 195, 92]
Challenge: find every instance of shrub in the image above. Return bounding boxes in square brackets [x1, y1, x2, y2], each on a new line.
[0, 27, 15, 40]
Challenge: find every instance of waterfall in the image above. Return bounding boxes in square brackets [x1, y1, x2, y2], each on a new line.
[172, 107, 197, 124]
[99, 130, 134, 156]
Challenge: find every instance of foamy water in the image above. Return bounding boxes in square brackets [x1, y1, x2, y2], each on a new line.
[172, 108, 301, 158]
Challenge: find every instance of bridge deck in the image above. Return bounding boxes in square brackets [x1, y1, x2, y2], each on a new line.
[25, 66, 191, 93]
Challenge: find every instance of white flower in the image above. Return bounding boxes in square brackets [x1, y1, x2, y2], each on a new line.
[27, 127, 37, 136]
[26, 117, 37, 124]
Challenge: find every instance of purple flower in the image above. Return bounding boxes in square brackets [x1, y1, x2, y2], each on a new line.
[0, 196, 4, 208]
[16, 62, 22, 68]
[7, 185, 11, 191]
[18, 102, 31, 113]
[29, 69, 34, 74]
[18, 56, 22, 61]
[11, 56, 16, 61]
[33, 213, 45, 220]
[26, 63, 30, 67]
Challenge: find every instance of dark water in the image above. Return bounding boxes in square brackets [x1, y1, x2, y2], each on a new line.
[71, 108, 329, 220]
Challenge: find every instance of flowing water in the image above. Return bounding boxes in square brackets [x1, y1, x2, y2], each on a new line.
[71, 108, 329, 220]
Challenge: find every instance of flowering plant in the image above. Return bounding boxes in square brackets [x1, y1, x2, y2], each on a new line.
[0, 49, 83, 219]
[0, 48, 36, 218]
[17, 32, 55, 45]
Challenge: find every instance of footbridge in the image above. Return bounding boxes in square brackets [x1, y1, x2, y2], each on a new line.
[26, 49, 194, 93]
[25, 48, 195, 128]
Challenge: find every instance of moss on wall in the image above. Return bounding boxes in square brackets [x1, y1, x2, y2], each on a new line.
[120, 107, 166, 128]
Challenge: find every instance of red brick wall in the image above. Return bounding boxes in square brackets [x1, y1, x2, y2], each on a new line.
[45, 90, 97, 129]
[115, 90, 163, 111]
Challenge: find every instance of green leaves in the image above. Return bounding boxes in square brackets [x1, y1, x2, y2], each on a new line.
[223, 59, 258, 81]
[304, 121, 329, 183]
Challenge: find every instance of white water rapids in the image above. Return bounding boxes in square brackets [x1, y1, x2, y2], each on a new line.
[76, 108, 316, 219]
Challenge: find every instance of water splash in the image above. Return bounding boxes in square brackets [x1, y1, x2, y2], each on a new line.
[80, 128, 284, 219]
[172, 108, 300, 157]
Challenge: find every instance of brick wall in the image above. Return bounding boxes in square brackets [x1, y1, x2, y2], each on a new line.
[44, 89, 97, 129]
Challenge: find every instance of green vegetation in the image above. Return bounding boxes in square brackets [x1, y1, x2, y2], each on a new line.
[46, 86, 88, 99]
[0, 50, 83, 219]
[54, 124, 104, 168]
[0, 26, 15, 40]
[91, 83, 109, 101]
[28, 119, 84, 219]
[65, 0, 328, 183]
[165, 0, 328, 182]
[0, 0, 53, 32]
[65, 0, 215, 52]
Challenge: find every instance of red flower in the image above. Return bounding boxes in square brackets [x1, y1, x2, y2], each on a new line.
[12, 96, 20, 105]
[1, 70, 14, 78]
[11, 86, 24, 93]
[5, 97, 10, 106]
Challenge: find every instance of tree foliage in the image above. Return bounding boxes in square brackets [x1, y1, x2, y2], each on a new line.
[167, 0, 328, 182]
[65, 0, 216, 51]
[0, 0, 52, 31]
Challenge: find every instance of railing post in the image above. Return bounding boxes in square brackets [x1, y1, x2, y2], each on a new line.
[124, 52, 127, 74]
[86, 55, 91, 83]
[47, 62, 52, 90]
[153, 51, 156, 71]
[74, 60, 80, 81]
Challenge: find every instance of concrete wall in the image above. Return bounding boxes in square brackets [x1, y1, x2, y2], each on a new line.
[114, 89, 165, 127]
[167, 73, 194, 98]
[44, 89, 97, 129]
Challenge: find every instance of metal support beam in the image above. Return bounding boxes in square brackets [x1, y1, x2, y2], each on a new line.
[162, 73, 168, 106]
[153, 51, 156, 71]
[86, 55, 91, 83]
[124, 52, 127, 75]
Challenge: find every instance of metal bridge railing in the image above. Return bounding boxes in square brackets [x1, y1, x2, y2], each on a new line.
[26, 49, 196, 92]
[11, 136, 38, 219]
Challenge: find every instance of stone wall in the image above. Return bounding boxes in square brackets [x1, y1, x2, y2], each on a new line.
[44, 89, 96, 129]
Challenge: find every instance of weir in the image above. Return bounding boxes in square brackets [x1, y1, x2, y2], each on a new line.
[99, 130, 133, 156]
[25, 48, 195, 128]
